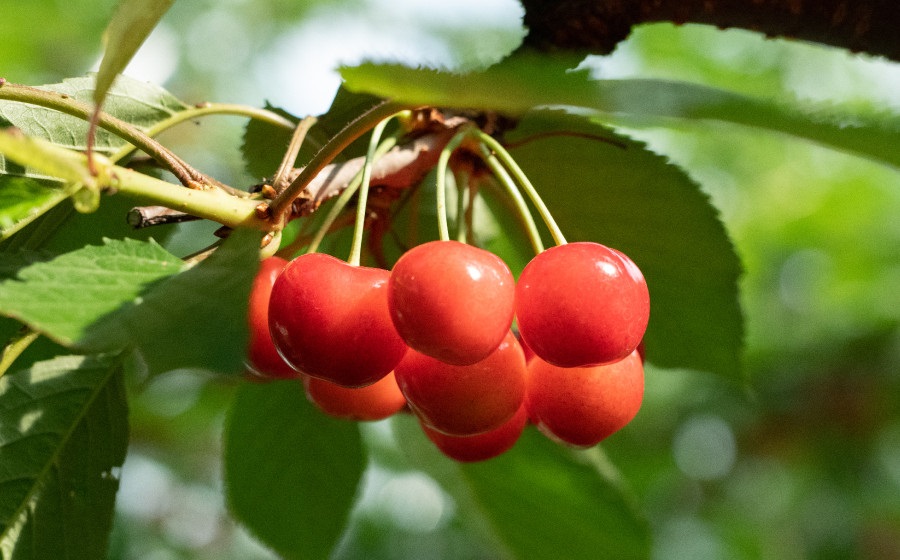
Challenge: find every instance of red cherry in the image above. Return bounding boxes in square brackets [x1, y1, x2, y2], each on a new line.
[526, 350, 644, 448]
[516, 242, 649, 368]
[389, 240, 515, 366]
[421, 403, 527, 462]
[269, 253, 407, 388]
[395, 331, 526, 436]
[245, 256, 300, 380]
[303, 371, 407, 421]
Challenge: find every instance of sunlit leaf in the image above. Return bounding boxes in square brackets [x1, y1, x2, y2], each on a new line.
[224, 380, 365, 560]
[0, 354, 128, 560]
[341, 55, 900, 169]
[93, 0, 175, 107]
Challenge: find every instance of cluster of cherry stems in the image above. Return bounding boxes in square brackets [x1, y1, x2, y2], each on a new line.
[244, 120, 650, 463]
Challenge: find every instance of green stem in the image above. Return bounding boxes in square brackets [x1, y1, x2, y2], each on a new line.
[269, 101, 410, 225]
[109, 102, 296, 164]
[0, 327, 39, 378]
[455, 168, 469, 243]
[0, 82, 203, 187]
[477, 144, 545, 254]
[0, 127, 269, 232]
[348, 119, 390, 266]
[475, 130, 567, 246]
[435, 127, 473, 242]
[305, 135, 400, 255]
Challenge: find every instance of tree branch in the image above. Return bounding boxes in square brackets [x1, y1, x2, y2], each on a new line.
[519, 0, 900, 61]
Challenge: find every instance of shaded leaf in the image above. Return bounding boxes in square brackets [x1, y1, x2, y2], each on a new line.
[79, 228, 262, 375]
[506, 111, 743, 379]
[94, 0, 175, 107]
[0, 177, 67, 241]
[0, 354, 128, 560]
[0, 229, 261, 376]
[396, 416, 650, 560]
[340, 55, 900, 169]
[224, 380, 365, 560]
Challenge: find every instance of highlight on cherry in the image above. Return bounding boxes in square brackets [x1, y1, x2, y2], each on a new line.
[242, 108, 651, 462]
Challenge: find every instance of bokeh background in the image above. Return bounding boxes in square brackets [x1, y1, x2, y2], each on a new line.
[3, 0, 899, 558]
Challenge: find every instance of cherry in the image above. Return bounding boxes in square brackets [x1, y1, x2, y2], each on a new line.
[389, 240, 515, 366]
[303, 371, 407, 421]
[525, 350, 644, 448]
[268, 253, 407, 388]
[516, 242, 649, 368]
[395, 331, 526, 436]
[245, 256, 300, 380]
[421, 403, 527, 462]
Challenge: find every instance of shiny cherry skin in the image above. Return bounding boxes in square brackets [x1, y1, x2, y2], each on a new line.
[421, 403, 527, 462]
[268, 253, 407, 388]
[245, 256, 300, 380]
[525, 350, 644, 448]
[516, 242, 650, 368]
[395, 331, 526, 436]
[389, 240, 515, 366]
[303, 371, 407, 421]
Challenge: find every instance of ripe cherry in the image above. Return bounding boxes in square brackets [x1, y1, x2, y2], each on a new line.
[303, 372, 407, 421]
[421, 403, 527, 462]
[516, 242, 650, 368]
[245, 256, 300, 380]
[395, 331, 526, 436]
[525, 350, 644, 448]
[268, 253, 407, 388]
[389, 240, 515, 366]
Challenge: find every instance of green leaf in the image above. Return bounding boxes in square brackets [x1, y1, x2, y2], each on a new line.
[0, 237, 184, 347]
[0, 177, 67, 241]
[0, 75, 188, 163]
[506, 111, 744, 379]
[396, 417, 650, 560]
[340, 55, 900, 169]
[224, 380, 365, 560]
[0, 354, 129, 560]
[94, 0, 175, 107]
[0, 229, 261, 376]
[241, 103, 299, 179]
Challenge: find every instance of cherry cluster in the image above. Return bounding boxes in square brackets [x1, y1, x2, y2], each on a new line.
[246, 239, 649, 462]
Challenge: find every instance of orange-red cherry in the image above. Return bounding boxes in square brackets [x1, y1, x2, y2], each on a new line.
[245, 256, 300, 380]
[303, 372, 407, 421]
[516, 242, 650, 368]
[525, 350, 644, 448]
[421, 403, 527, 462]
[395, 331, 526, 436]
[389, 240, 515, 366]
[268, 253, 407, 388]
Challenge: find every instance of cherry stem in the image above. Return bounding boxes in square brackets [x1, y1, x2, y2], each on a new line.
[435, 127, 474, 242]
[348, 118, 391, 266]
[474, 130, 567, 246]
[305, 133, 399, 256]
[271, 115, 319, 192]
[270, 100, 410, 227]
[454, 168, 470, 243]
[477, 144, 545, 254]
[109, 102, 295, 165]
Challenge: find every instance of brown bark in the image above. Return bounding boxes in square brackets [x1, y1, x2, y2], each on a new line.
[520, 0, 900, 61]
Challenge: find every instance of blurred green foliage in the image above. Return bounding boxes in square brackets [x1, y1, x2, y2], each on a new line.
[2, 2, 897, 559]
